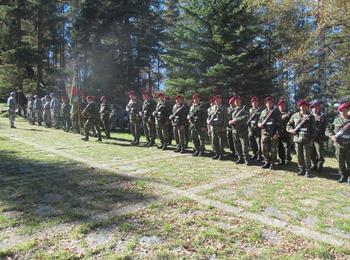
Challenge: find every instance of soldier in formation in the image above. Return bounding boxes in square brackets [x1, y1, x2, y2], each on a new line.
[126, 91, 142, 145]
[7, 92, 17, 128]
[81, 96, 102, 142]
[141, 92, 156, 146]
[100, 96, 111, 139]
[170, 95, 188, 153]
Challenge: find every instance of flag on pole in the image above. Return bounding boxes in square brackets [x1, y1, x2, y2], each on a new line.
[70, 76, 81, 132]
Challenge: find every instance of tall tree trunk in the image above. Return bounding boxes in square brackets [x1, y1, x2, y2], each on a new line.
[37, 3, 44, 92]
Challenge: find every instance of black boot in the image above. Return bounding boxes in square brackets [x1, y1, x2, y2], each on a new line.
[162, 144, 167, 150]
[305, 171, 314, 178]
[192, 150, 199, 156]
[217, 154, 223, 160]
[338, 175, 347, 183]
[269, 163, 275, 170]
[310, 165, 318, 171]
[81, 137, 89, 141]
[180, 147, 186, 154]
[317, 161, 324, 172]
[157, 143, 164, 149]
[262, 162, 270, 169]
[297, 168, 305, 176]
[97, 137, 102, 142]
[250, 154, 257, 160]
[277, 160, 285, 166]
[244, 159, 250, 166]
[235, 158, 244, 164]
[197, 150, 203, 157]
[174, 147, 181, 153]
[211, 153, 219, 160]
[148, 140, 155, 147]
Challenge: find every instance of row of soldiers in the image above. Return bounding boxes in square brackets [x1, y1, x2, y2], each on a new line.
[7, 91, 350, 183]
[124, 91, 350, 183]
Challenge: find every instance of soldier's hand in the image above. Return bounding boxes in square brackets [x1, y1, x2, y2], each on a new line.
[330, 135, 336, 142]
[228, 119, 235, 125]
[258, 123, 264, 129]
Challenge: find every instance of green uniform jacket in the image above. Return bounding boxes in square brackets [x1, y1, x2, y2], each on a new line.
[154, 101, 171, 124]
[142, 99, 157, 119]
[313, 113, 327, 141]
[286, 112, 316, 143]
[258, 107, 282, 135]
[208, 105, 228, 129]
[231, 106, 249, 135]
[126, 100, 142, 122]
[60, 102, 71, 117]
[171, 103, 188, 126]
[100, 102, 111, 120]
[326, 117, 350, 148]
[188, 103, 207, 128]
[280, 111, 291, 138]
[82, 101, 100, 122]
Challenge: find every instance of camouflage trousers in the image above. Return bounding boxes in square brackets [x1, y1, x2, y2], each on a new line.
[295, 141, 312, 171]
[8, 109, 16, 127]
[61, 115, 71, 132]
[212, 127, 226, 155]
[261, 134, 278, 164]
[143, 117, 156, 142]
[173, 124, 186, 149]
[249, 128, 261, 157]
[84, 119, 101, 140]
[51, 110, 60, 128]
[35, 109, 43, 125]
[278, 133, 292, 163]
[156, 122, 169, 145]
[101, 116, 110, 138]
[130, 120, 141, 143]
[191, 126, 206, 152]
[233, 132, 250, 160]
[43, 110, 51, 127]
[226, 129, 235, 154]
[311, 138, 325, 167]
[335, 146, 350, 177]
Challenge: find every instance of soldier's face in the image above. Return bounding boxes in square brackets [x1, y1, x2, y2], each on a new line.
[312, 106, 320, 114]
[278, 104, 285, 112]
[176, 98, 183, 104]
[340, 110, 348, 118]
[159, 96, 165, 102]
[266, 101, 273, 109]
[300, 105, 308, 113]
[129, 95, 136, 101]
[193, 97, 199, 104]
[251, 101, 258, 108]
[234, 99, 241, 107]
[143, 95, 149, 100]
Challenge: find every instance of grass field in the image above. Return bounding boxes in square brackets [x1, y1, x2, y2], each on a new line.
[0, 107, 350, 258]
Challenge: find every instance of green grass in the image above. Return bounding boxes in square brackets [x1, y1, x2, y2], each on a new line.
[0, 106, 350, 258]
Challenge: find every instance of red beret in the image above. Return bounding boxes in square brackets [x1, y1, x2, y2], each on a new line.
[235, 95, 241, 101]
[142, 91, 151, 96]
[86, 96, 94, 100]
[175, 95, 183, 100]
[61, 96, 68, 100]
[214, 95, 221, 100]
[228, 96, 236, 105]
[128, 91, 136, 96]
[100, 96, 106, 102]
[338, 102, 350, 112]
[277, 100, 286, 106]
[297, 99, 309, 107]
[310, 100, 321, 108]
[157, 92, 165, 97]
[192, 93, 200, 99]
[251, 96, 259, 103]
[265, 96, 274, 103]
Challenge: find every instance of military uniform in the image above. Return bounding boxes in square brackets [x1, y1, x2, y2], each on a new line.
[43, 97, 52, 128]
[50, 95, 61, 129]
[287, 106, 315, 177]
[27, 96, 35, 124]
[126, 99, 142, 145]
[278, 110, 292, 164]
[60, 100, 71, 132]
[82, 98, 102, 141]
[100, 98, 111, 139]
[7, 93, 16, 128]
[227, 105, 236, 157]
[230, 103, 250, 164]
[258, 104, 282, 168]
[248, 106, 262, 160]
[33, 96, 43, 126]
[141, 97, 157, 146]
[311, 112, 327, 171]
[170, 100, 188, 153]
[188, 102, 207, 156]
[153, 97, 171, 149]
[325, 105, 350, 183]
[208, 101, 228, 160]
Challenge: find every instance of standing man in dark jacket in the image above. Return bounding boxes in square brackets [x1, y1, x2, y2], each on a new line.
[170, 95, 188, 153]
[277, 100, 292, 165]
[81, 96, 102, 142]
[188, 93, 207, 157]
[153, 93, 171, 150]
[141, 91, 157, 146]
[126, 91, 142, 145]
[100, 96, 111, 139]
[248, 96, 262, 161]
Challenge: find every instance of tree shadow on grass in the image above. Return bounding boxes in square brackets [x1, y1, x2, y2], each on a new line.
[0, 149, 157, 236]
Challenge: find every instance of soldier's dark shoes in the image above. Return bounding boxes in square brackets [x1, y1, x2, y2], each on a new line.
[217, 155, 223, 161]
[235, 159, 244, 164]
[269, 164, 275, 170]
[162, 145, 167, 150]
[174, 147, 181, 153]
[197, 151, 203, 157]
[310, 165, 318, 171]
[297, 170, 305, 176]
[192, 151, 199, 156]
[81, 137, 88, 141]
[338, 176, 347, 183]
[97, 138, 102, 142]
[305, 171, 313, 178]
[244, 160, 250, 166]
[317, 162, 324, 172]
[134, 141, 140, 145]
[277, 161, 285, 166]
[180, 149, 186, 154]
[148, 142, 155, 147]
[230, 152, 236, 157]
[250, 155, 257, 160]
[157, 144, 163, 149]
[262, 162, 270, 169]
[211, 154, 219, 160]
[257, 155, 263, 161]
